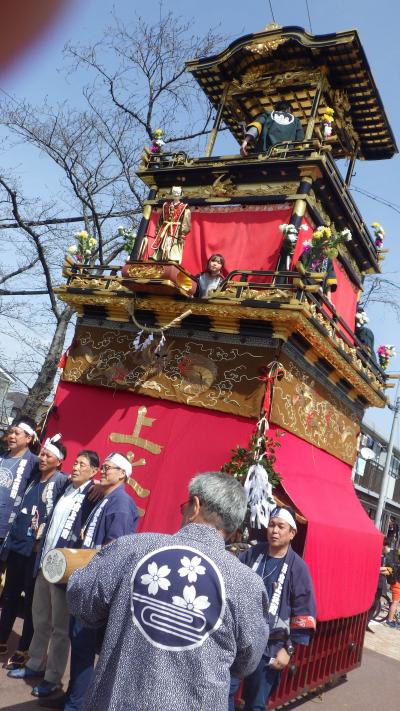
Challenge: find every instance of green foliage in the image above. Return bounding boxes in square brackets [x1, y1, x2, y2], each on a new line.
[221, 430, 282, 487]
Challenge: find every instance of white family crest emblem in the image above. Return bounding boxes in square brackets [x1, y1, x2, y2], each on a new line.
[131, 545, 226, 651]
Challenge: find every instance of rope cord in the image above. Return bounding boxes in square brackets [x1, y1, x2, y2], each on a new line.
[128, 299, 192, 334]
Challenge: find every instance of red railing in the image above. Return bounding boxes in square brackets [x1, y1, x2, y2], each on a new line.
[269, 612, 367, 708]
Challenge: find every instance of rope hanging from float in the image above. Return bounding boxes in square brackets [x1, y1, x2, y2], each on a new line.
[128, 298, 192, 352]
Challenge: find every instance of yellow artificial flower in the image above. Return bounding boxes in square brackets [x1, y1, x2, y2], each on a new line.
[371, 222, 380, 228]
[325, 107, 334, 115]
[323, 114, 334, 123]
[77, 230, 88, 239]
[88, 237, 97, 247]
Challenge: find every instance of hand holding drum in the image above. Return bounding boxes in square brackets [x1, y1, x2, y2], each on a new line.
[42, 548, 98, 584]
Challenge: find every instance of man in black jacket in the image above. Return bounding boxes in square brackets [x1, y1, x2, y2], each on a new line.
[241, 101, 304, 157]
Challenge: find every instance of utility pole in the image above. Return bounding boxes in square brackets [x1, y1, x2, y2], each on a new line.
[374, 378, 400, 530]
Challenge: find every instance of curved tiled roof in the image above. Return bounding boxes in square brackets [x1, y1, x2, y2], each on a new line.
[186, 26, 397, 161]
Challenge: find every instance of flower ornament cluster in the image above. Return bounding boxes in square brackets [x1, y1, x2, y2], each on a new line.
[151, 128, 165, 154]
[355, 310, 369, 327]
[322, 107, 334, 138]
[67, 230, 97, 263]
[371, 222, 385, 249]
[118, 225, 137, 253]
[377, 344, 396, 371]
[301, 225, 352, 269]
[279, 222, 309, 255]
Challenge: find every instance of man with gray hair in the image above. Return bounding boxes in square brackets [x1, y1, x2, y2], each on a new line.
[67, 472, 269, 711]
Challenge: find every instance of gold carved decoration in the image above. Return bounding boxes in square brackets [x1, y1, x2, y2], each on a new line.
[245, 30, 286, 57]
[308, 191, 332, 227]
[204, 173, 237, 197]
[270, 354, 359, 465]
[329, 88, 360, 149]
[337, 245, 363, 283]
[125, 263, 165, 279]
[62, 325, 269, 419]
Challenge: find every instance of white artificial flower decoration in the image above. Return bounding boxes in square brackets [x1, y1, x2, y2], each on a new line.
[141, 561, 171, 596]
[300, 224, 309, 231]
[67, 245, 78, 254]
[178, 555, 206, 583]
[172, 585, 210, 612]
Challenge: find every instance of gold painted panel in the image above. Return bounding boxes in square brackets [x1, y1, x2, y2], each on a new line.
[62, 325, 272, 419]
[270, 354, 360, 465]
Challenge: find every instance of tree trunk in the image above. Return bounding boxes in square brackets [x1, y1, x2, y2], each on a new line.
[20, 307, 74, 420]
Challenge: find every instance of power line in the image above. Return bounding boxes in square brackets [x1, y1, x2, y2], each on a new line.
[268, 0, 276, 23]
[305, 0, 313, 34]
[350, 185, 400, 216]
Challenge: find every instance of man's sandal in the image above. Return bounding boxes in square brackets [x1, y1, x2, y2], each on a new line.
[6, 650, 29, 670]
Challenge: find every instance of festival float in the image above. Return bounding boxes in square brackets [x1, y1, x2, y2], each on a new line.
[51, 25, 396, 707]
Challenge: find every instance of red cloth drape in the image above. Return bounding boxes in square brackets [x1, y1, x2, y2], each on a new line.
[270, 425, 382, 620]
[48, 381, 381, 621]
[146, 206, 292, 275]
[330, 260, 359, 332]
[48, 381, 255, 535]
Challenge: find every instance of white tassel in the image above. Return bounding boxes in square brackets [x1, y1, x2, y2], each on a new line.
[50, 433, 62, 443]
[243, 463, 275, 529]
[132, 330, 143, 350]
[140, 333, 154, 351]
[154, 333, 166, 354]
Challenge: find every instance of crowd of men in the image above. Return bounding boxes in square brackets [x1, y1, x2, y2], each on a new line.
[0, 416, 316, 711]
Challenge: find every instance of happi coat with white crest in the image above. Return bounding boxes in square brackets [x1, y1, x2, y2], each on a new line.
[67, 523, 269, 711]
[239, 543, 316, 658]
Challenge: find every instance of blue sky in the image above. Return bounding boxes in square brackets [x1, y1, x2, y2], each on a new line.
[1, 0, 399, 441]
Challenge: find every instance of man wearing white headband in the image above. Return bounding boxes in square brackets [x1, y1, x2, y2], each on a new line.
[0, 416, 39, 548]
[44, 452, 138, 711]
[229, 506, 316, 711]
[10, 450, 100, 699]
[0, 432, 66, 673]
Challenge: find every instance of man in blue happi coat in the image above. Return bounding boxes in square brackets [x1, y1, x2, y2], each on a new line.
[67, 472, 269, 711]
[38, 451, 139, 710]
[229, 507, 316, 711]
[0, 416, 39, 549]
[0, 434, 66, 669]
[9, 450, 100, 696]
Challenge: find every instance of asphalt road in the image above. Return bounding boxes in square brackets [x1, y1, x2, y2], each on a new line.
[0, 623, 399, 709]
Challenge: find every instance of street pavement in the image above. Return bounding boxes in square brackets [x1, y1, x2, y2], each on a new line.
[0, 620, 399, 709]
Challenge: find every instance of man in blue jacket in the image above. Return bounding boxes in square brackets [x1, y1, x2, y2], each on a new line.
[0, 416, 39, 549]
[229, 507, 316, 711]
[9, 449, 98, 696]
[0, 434, 66, 668]
[38, 451, 138, 710]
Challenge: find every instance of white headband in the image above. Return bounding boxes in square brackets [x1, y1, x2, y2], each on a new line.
[270, 507, 297, 530]
[42, 434, 64, 461]
[105, 452, 132, 477]
[15, 422, 37, 441]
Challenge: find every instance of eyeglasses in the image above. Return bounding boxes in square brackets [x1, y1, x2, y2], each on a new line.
[180, 500, 191, 514]
[100, 465, 122, 474]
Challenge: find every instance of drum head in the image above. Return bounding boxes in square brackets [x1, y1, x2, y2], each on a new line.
[42, 548, 67, 583]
